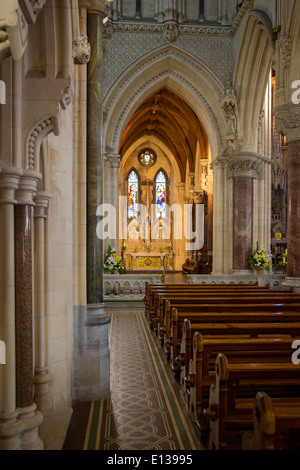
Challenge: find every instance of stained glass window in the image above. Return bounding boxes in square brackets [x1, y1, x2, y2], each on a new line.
[138, 148, 156, 167]
[156, 171, 166, 219]
[128, 170, 139, 219]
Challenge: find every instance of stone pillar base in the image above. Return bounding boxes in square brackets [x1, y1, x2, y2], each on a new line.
[0, 410, 24, 450]
[19, 403, 44, 450]
[74, 303, 111, 400]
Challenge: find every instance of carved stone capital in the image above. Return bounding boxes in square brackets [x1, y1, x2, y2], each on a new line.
[210, 156, 226, 170]
[0, 166, 23, 204]
[226, 153, 263, 179]
[189, 189, 206, 204]
[106, 154, 120, 168]
[274, 103, 300, 143]
[15, 169, 42, 205]
[34, 191, 52, 218]
[73, 35, 91, 64]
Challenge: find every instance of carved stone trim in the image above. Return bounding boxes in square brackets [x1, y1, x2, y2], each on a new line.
[232, 0, 254, 32]
[274, 104, 300, 143]
[164, 23, 179, 42]
[73, 35, 91, 64]
[104, 20, 233, 38]
[280, 33, 293, 69]
[226, 153, 264, 179]
[26, 117, 54, 171]
[59, 85, 74, 111]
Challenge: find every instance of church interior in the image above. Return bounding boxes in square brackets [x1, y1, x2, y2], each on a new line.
[1, 0, 300, 452]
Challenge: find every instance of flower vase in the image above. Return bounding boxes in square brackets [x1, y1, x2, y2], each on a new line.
[255, 266, 264, 275]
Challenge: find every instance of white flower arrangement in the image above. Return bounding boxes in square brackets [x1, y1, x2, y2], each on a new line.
[104, 245, 126, 273]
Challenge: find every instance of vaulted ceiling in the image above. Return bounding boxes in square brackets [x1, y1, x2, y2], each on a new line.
[119, 88, 208, 180]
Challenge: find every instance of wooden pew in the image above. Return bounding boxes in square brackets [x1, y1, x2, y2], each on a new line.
[243, 391, 300, 450]
[144, 282, 275, 321]
[153, 288, 294, 333]
[186, 333, 300, 442]
[144, 281, 264, 314]
[159, 292, 300, 341]
[167, 304, 300, 358]
[179, 318, 300, 390]
[147, 284, 273, 328]
[206, 353, 300, 450]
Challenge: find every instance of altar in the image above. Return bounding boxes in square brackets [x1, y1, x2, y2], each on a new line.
[122, 240, 174, 272]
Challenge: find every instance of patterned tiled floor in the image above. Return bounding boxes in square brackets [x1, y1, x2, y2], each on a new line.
[80, 309, 201, 450]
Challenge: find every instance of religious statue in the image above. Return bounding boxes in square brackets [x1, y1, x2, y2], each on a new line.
[224, 102, 237, 136]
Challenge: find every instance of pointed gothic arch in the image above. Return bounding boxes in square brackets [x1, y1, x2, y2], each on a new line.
[103, 45, 227, 161]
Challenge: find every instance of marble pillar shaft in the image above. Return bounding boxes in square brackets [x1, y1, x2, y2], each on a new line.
[87, 11, 104, 304]
[15, 204, 34, 409]
[233, 177, 252, 270]
[287, 140, 300, 278]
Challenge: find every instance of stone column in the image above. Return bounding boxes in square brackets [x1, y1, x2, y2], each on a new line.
[74, 0, 110, 400]
[87, 0, 106, 306]
[14, 170, 43, 450]
[33, 192, 52, 416]
[105, 154, 120, 251]
[275, 104, 300, 283]
[211, 157, 225, 274]
[0, 167, 24, 450]
[227, 153, 263, 273]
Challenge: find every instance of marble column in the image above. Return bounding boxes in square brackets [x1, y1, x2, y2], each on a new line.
[232, 176, 252, 271]
[14, 171, 43, 450]
[227, 153, 263, 273]
[33, 192, 52, 416]
[274, 104, 300, 287]
[286, 139, 300, 278]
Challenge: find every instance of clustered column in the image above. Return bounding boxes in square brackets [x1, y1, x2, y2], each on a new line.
[14, 171, 43, 450]
[227, 153, 263, 273]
